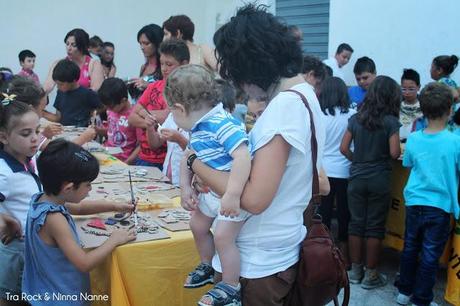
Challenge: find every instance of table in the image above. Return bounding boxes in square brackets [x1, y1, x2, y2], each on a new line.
[89, 219, 209, 306]
[384, 160, 460, 305]
[85, 154, 208, 305]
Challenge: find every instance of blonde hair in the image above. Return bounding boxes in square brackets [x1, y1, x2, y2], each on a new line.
[164, 64, 218, 112]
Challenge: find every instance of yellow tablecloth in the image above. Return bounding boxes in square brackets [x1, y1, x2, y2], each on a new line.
[89, 196, 209, 306]
[384, 160, 460, 305]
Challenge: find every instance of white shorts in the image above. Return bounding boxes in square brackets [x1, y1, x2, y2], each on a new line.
[198, 192, 251, 222]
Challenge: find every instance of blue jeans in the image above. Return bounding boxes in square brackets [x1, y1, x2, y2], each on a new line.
[135, 158, 163, 171]
[396, 205, 451, 306]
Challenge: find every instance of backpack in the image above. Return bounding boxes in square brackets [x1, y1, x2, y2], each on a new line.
[285, 89, 350, 306]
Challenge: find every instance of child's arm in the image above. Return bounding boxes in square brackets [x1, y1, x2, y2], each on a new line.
[220, 143, 251, 217]
[128, 104, 150, 129]
[125, 146, 140, 165]
[42, 110, 61, 123]
[45, 213, 135, 272]
[161, 129, 188, 151]
[340, 130, 353, 161]
[145, 114, 165, 149]
[72, 127, 96, 146]
[319, 167, 330, 196]
[43, 61, 58, 94]
[0, 213, 21, 245]
[65, 199, 134, 215]
[89, 60, 104, 92]
[179, 151, 199, 211]
[389, 131, 401, 159]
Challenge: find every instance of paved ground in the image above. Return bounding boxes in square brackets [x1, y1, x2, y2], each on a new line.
[327, 247, 450, 306]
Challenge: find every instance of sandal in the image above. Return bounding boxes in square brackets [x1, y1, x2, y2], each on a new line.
[184, 262, 214, 288]
[198, 281, 241, 306]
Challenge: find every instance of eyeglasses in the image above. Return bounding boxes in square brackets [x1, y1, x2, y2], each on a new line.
[401, 88, 418, 93]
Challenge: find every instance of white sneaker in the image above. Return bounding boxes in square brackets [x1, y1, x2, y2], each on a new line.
[396, 293, 410, 305]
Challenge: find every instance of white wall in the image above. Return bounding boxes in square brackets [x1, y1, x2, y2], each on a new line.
[0, 0, 239, 88]
[328, 0, 460, 87]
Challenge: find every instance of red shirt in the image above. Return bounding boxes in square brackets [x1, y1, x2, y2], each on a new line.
[137, 80, 168, 164]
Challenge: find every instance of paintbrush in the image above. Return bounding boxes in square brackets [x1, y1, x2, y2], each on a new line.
[128, 170, 138, 229]
[139, 104, 162, 131]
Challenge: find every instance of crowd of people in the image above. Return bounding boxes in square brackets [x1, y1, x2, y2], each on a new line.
[0, 4, 459, 306]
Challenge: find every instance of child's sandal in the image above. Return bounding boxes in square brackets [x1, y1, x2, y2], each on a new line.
[184, 262, 214, 288]
[197, 281, 241, 306]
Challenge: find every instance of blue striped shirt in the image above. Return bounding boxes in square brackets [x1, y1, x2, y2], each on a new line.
[190, 103, 248, 171]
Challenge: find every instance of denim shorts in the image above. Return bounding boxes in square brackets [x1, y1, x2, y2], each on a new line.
[0, 239, 25, 298]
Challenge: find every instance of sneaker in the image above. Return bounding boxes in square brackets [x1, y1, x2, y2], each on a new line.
[184, 262, 214, 288]
[361, 269, 387, 289]
[347, 263, 364, 284]
[396, 293, 411, 305]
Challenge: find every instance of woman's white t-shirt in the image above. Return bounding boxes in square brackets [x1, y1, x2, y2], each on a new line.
[212, 82, 325, 278]
[322, 107, 356, 178]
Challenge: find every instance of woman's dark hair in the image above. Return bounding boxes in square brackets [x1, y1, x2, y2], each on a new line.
[302, 55, 326, 82]
[216, 79, 236, 113]
[319, 77, 350, 116]
[163, 15, 195, 42]
[357, 76, 401, 130]
[101, 42, 115, 68]
[213, 4, 302, 91]
[98, 78, 128, 108]
[401, 68, 420, 86]
[38, 139, 99, 196]
[432, 55, 459, 76]
[0, 98, 35, 132]
[137, 24, 164, 80]
[52, 59, 80, 83]
[8, 77, 45, 108]
[64, 28, 90, 56]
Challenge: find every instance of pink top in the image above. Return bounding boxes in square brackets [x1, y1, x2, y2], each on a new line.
[105, 106, 139, 162]
[67, 55, 92, 88]
[17, 69, 40, 86]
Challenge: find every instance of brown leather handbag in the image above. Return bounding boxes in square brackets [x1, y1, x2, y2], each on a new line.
[285, 89, 350, 306]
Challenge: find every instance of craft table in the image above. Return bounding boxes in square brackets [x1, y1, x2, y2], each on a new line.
[384, 160, 460, 305]
[89, 213, 208, 306]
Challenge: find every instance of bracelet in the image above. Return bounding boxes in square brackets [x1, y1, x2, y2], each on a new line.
[187, 153, 197, 173]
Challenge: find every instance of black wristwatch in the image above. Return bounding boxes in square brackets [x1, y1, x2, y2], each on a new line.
[187, 153, 198, 172]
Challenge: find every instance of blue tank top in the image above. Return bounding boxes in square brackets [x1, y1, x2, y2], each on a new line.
[22, 193, 90, 306]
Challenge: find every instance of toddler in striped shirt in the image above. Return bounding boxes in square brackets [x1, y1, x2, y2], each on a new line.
[165, 64, 251, 305]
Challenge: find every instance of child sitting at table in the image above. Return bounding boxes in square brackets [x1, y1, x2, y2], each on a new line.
[22, 139, 136, 305]
[129, 39, 190, 169]
[144, 39, 191, 183]
[98, 77, 140, 164]
[166, 65, 251, 306]
[395, 82, 459, 306]
[43, 59, 102, 128]
[8, 77, 97, 149]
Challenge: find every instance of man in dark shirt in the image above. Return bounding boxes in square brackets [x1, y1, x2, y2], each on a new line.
[43, 59, 101, 127]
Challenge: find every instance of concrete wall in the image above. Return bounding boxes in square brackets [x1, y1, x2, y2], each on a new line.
[0, 0, 239, 88]
[328, 0, 460, 86]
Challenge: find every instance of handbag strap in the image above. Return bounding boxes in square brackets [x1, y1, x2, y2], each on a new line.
[284, 89, 321, 226]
